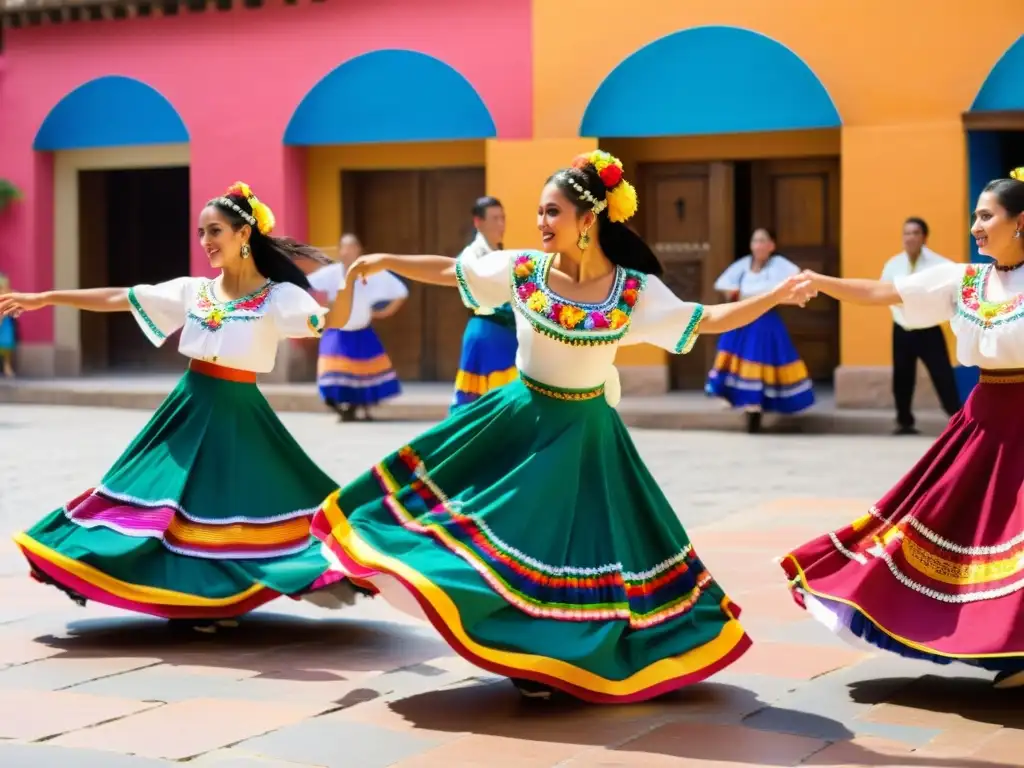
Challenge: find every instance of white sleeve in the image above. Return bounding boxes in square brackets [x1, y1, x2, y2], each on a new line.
[128, 276, 194, 347]
[366, 271, 409, 305]
[713, 258, 748, 292]
[772, 256, 801, 282]
[270, 282, 327, 339]
[454, 249, 514, 311]
[893, 262, 964, 329]
[622, 275, 705, 354]
[308, 264, 343, 297]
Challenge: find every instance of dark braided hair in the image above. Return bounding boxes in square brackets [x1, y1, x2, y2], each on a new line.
[207, 192, 328, 289]
[547, 165, 663, 275]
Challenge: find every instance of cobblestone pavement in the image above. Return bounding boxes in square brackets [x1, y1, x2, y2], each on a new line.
[0, 405, 1021, 767]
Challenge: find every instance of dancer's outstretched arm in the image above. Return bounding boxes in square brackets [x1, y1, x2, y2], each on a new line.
[0, 287, 130, 316]
[804, 271, 901, 306]
[346, 254, 457, 288]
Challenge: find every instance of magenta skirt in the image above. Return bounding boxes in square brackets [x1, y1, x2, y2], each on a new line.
[782, 369, 1024, 670]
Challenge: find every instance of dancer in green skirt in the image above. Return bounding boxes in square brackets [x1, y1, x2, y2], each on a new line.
[310, 151, 816, 701]
[2, 182, 361, 632]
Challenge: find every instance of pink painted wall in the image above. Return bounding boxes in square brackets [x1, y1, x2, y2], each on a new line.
[0, 0, 532, 344]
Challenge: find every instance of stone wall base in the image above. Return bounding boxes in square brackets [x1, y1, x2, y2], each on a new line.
[617, 365, 670, 395]
[834, 364, 944, 410]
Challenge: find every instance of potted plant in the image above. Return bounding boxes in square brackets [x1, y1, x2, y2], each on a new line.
[0, 179, 21, 213]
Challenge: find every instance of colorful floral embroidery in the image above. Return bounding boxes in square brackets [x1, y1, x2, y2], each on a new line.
[511, 252, 646, 346]
[188, 280, 272, 332]
[367, 446, 725, 628]
[957, 263, 1024, 328]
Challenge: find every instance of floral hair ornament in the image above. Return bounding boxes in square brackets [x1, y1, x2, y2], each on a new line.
[1011, 168, 1024, 182]
[570, 150, 639, 224]
[217, 181, 276, 236]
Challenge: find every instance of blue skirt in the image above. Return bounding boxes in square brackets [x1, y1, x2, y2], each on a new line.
[0, 317, 14, 351]
[317, 327, 400, 407]
[451, 314, 518, 411]
[704, 310, 814, 414]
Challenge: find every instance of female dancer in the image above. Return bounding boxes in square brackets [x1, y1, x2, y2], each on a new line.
[2, 182, 359, 630]
[705, 228, 815, 432]
[781, 170, 1024, 688]
[311, 151, 815, 702]
[310, 234, 407, 422]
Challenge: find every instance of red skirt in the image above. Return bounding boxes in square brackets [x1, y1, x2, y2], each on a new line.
[781, 369, 1024, 670]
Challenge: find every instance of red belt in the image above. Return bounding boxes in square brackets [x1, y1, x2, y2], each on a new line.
[188, 359, 257, 383]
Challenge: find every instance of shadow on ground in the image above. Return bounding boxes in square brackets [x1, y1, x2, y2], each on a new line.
[31, 611, 451, 684]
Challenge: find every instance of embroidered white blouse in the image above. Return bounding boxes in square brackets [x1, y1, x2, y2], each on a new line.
[895, 261, 1024, 369]
[128, 277, 327, 373]
[308, 263, 408, 332]
[713, 255, 800, 299]
[455, 249, 704, 392]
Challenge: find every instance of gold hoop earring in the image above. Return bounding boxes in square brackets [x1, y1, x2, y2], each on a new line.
[241, 243, 251, 259]
[577, 229, 591, 252]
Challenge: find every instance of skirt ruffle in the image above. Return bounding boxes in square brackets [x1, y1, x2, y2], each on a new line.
[782, 375, 1024, 671]
[312, 376, 750, 703]
[705, 310, 814, 414]
[14, 366, 353, 618]
[317, 327, 400, 407]
[451, 315, 518, 411]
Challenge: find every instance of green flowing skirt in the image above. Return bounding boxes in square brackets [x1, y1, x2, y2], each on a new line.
[311, 376, 751, 703]
[14, 367, 346, 619]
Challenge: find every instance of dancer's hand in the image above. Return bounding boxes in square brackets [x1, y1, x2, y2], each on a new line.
[0, 292, 47, 318]
[346, 254, 391, 285]
[772, 274, 817, 308]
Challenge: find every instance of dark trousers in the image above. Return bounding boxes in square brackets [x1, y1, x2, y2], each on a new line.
[892, 323, 962, 428]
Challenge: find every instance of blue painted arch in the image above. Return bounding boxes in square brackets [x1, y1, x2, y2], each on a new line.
[34, 76, 189, 151]
[971, 35, 1024, 111]
[285, 50, 496, 145]
[581, 26, 841, 137]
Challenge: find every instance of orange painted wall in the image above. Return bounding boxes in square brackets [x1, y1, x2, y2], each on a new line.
[533, 0, 1023, 369]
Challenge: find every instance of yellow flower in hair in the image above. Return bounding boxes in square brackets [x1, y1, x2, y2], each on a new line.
[227, 181, 253, 200]
[1011, 168, 1024, 182]
[250, 200, 276, 235]
[606, 178, 638, 223]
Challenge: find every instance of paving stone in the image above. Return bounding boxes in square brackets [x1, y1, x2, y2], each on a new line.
[49, 698, 331, 760]
[237, 717, 443, 768]
[392, 734, 586, 767]
[726, 640, 868, 680]
[191, 749, 326, 767]
[615, 721, 825, 765]
[66, 665, 240, 702]
[0, 689, 162, 741]
[0, 743, 174, 767]
[743, 705, 855, 741]
[0, 656, 160, 691]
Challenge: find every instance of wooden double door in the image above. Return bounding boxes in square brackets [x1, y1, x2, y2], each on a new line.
[342, 168, 484, 381]
[638, 157, 840, 390]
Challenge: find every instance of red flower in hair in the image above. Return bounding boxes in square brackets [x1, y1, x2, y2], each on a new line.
[598, 164, 623, 189]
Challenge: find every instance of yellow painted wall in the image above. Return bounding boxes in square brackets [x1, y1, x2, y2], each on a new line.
[306, 140, 486, 248]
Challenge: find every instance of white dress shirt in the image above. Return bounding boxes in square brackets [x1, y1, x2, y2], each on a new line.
[881, 247, 954, 329]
